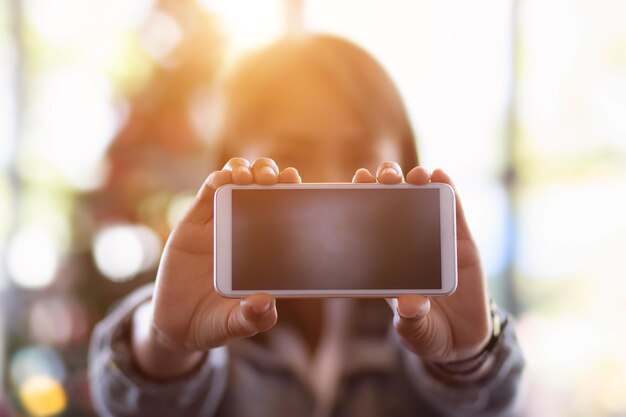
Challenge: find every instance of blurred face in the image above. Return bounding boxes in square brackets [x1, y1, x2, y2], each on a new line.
[225, 76, 402, 182]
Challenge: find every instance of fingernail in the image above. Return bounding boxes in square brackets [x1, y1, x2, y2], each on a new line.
[252, 301, 271, 314]
[381, 167, 398, 176]
[397, 305, 419, 319]
[259, 166, 275, 177]
[238, 166, 251, 175]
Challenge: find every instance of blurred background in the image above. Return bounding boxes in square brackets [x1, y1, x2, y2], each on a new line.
[1, 0, 625, 416]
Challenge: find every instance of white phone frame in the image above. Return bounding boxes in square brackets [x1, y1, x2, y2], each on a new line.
[214, 183, 457, 298]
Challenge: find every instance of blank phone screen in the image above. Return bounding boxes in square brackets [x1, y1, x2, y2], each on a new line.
[231, 188, 441, 290]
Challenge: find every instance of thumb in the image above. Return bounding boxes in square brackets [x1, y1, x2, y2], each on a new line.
[396, 295, 431, 320]
[225, 293, 278, 340]
[391, 295, 435, 356]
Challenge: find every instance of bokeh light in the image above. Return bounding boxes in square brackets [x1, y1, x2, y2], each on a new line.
[10, 346, 66, 388]
[93, 224, 162, 282]
[139, 9, 183, 63]
[18, 375, 67, 417]
[167, 193, 195, 229]
[1, 1, 625, 416]
[7, 225, 59, 289]
[29, 298, 89, 347]
[22, 68, 119, 191]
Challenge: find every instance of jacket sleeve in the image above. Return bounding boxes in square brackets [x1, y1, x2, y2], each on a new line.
[88, 284, 229, 417]
[398, 307, 525, 417]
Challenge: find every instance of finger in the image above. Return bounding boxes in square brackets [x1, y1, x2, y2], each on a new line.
[179, 170, 232, 225]
[278, 167, 302, 183]
[223, 157, 253, 185]
[405, 166, 431, 185]
[228, 293, 278, 337]
[352, 168, 376, 183]
[251, 158, 279, 185]
[393, 295, 433, 354]
[375, 161, 404, 184]
[396, 295, 431, 320]
[430, 168, 473, 242]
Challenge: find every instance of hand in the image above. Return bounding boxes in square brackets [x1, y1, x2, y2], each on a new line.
[132, 157, 301, 379]
[352, 162, 492, 366]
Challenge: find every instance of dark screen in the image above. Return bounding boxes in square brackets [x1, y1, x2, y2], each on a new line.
[231, 188, 441, 290]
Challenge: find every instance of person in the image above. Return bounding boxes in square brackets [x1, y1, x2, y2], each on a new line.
[89, 33, 524, 417]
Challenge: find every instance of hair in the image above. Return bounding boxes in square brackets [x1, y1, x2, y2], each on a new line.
[213, 33, 419, 173]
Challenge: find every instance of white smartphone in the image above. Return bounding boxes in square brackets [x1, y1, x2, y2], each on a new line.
[214, 183, 457, 298]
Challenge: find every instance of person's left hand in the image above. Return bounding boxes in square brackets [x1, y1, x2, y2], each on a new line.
[352, 162, 492, 365]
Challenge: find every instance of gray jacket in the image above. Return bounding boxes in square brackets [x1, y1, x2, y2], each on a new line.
[89, 285, 524, 417]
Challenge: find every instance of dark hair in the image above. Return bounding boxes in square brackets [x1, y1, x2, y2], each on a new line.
[213, 33, 418, 173]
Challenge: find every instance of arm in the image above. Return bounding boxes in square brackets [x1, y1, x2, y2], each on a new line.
[134, 158, 287, 378]
[88, 285, 229, 417]
[396, 306, 525, 416]
[89, 158, 302, 415]
[353, 162, 525, 416]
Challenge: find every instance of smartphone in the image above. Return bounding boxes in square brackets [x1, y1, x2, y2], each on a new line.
[214, 183, 457, 298]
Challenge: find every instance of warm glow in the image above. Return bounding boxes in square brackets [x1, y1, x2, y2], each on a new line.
[1, 1, 626, 416]
[200, 0, 284, 61]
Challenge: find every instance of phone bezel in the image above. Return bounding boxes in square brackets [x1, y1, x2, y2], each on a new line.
[214, 183, 457, 298]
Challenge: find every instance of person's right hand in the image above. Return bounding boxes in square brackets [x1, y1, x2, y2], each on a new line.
[132, 157, 301, 379]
